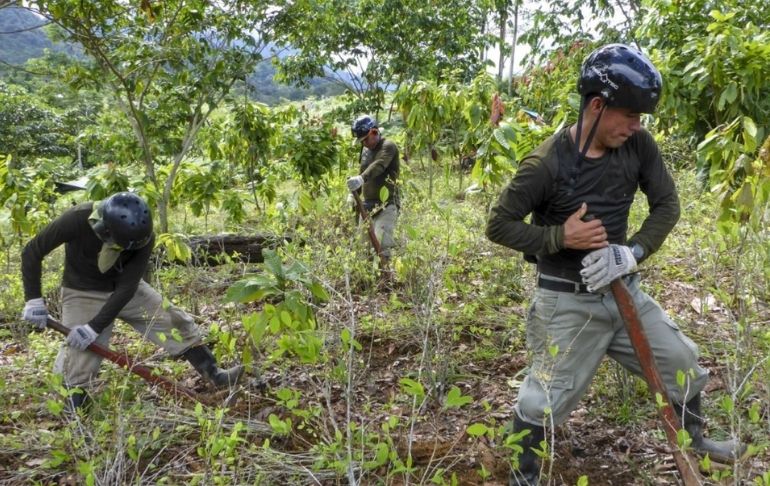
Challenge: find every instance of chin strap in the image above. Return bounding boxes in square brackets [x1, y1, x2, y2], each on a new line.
[568, 97, 606, 194]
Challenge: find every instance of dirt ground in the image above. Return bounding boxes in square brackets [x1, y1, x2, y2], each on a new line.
[1, 267, 767, 485]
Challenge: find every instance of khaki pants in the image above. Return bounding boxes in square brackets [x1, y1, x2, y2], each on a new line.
[54, 280, 202, 388]
[515, 273, 709, 427]
[369, 204, 398, 258]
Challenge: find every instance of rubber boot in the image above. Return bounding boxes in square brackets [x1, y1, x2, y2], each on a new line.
[679, 393, 746, 464]
[509, 413, 545, 486]
[181, 345, 244, 389]
[64, 387, 91, 414]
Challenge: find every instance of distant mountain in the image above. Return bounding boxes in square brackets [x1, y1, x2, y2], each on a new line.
[245, 60, 346, 105]
[0, 6, 52, 66]
[0, 6, 347, 105]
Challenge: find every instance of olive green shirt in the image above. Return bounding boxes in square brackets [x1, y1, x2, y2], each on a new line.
[486, 126, 679, 281]
[360, 137, 400, 208]
[21, 202, 155, 332]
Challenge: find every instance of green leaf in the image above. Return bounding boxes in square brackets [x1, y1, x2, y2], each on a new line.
[699, 453, 712, 472]
[732, 183, 754, 213]
[493, 127, 511, 150]
[743, 116, 757, 138]
[717, 82, 737, 110]
[676, 428, 692, 448]
[655, 392, 666, 409]
[466, 423, 490, 437]
[399, 378, 425, 399]
[262, 249, 285, 279]
[548, 344, 559, 358]
[308, 282, 329, 302]
[719, 395, 734, 414]
[364, 442, 390, 470]
[748, 402, 761, 423]
[709, 10, 725, 21]
[170, 328, 183, 342]
[243, 312, 269, 343]
[379, 185, 390, 203]
[340, 328, 352, 346]
[676, 370, 686, 390]
[268, 414, 292, 436]
[743, 117, 758, 151]
[444, 386, 473, 409]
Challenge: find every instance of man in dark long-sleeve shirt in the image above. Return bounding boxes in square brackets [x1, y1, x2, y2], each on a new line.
[347, 115, 400, 262]
[21, 192, 244, 411]
[486, 45, 743, 485]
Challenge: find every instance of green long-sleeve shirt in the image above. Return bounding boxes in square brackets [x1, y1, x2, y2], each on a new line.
[21, 202, 154, 333]
[486, 126, 679, 281]
[360, 137, 400, 207]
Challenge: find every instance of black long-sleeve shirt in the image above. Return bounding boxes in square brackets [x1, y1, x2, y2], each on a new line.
[486, 127, 679, 281]
[21, 202, 154, 332]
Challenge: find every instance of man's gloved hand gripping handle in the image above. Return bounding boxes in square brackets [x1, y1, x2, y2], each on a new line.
[22, 298, 48, 331]
[580, 244, 637, 292]
[347, 175, 364, 192]
[66, 324, 99, 351]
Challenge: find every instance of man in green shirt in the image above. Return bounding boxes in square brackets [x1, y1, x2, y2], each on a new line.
[347, 115, 400, 264]
[21, 192, 244, 412]
[487, 44, 744, 485]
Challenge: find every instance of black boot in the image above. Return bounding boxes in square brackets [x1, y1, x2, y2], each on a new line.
[64, 387, 91, 414]
[181, 345, 244, 389]
[678, 393, 746, 464]
[509, 413, 545, 486]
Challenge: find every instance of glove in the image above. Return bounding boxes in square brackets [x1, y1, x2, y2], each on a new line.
[346, 192, 356, 208]
[66, 324, 98, 351]
[346, 175, 364, 192]
[22, 298, 48, 331]
[580, 244, 637, 293]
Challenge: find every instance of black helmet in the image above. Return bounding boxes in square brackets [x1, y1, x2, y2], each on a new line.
[351, 115, 377, 142]
[94, 192, 153, 250]
[577, 44, 662, 114]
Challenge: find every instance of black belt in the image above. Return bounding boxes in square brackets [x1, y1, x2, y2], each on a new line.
[537, 276, 590, 294]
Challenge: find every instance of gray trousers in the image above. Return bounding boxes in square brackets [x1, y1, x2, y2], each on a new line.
[363, 204, 398, 258]
[54, 280, 202, 388]
[515, 273, 709, 427]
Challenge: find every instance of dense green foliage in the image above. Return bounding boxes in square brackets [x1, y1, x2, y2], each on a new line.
[272, 0, 488, 112]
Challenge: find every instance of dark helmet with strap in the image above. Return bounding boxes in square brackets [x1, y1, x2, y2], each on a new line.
[578, 43, 662, 114]
[351, 115, 377, 142]
[94, 192, 153, 250]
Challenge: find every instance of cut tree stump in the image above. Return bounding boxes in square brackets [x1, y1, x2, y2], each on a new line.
[167, 233, 292, 266]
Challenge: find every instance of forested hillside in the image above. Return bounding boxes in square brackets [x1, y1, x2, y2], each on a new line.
[0, 5, 344, 104]
[0, 6, 52, 66]
[1, 0, 769, 485]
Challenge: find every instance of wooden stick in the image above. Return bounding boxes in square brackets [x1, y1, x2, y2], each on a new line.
[610, 279, 702, 486]
[46, 317, 203, 404]
[351, 191, 387, 268]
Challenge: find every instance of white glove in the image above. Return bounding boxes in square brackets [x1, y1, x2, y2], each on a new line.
[347, 175, 364, 192]
[346, 193, 356, 208]
[66, 324, 98, 351]
[580, 244, 637, 293]
[22, 298, 48, 331]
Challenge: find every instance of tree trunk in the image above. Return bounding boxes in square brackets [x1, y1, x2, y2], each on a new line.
[479, 10, 487, 62]
[497, 10, 508, 83]
[163, 234, 292, 266]
[507, 0, 519, 96]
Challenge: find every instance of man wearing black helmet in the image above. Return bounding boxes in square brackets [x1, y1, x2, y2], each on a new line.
[486, 44, 744, 485]
[21, 192, 244, 411]
[347, 115, 400, 265]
